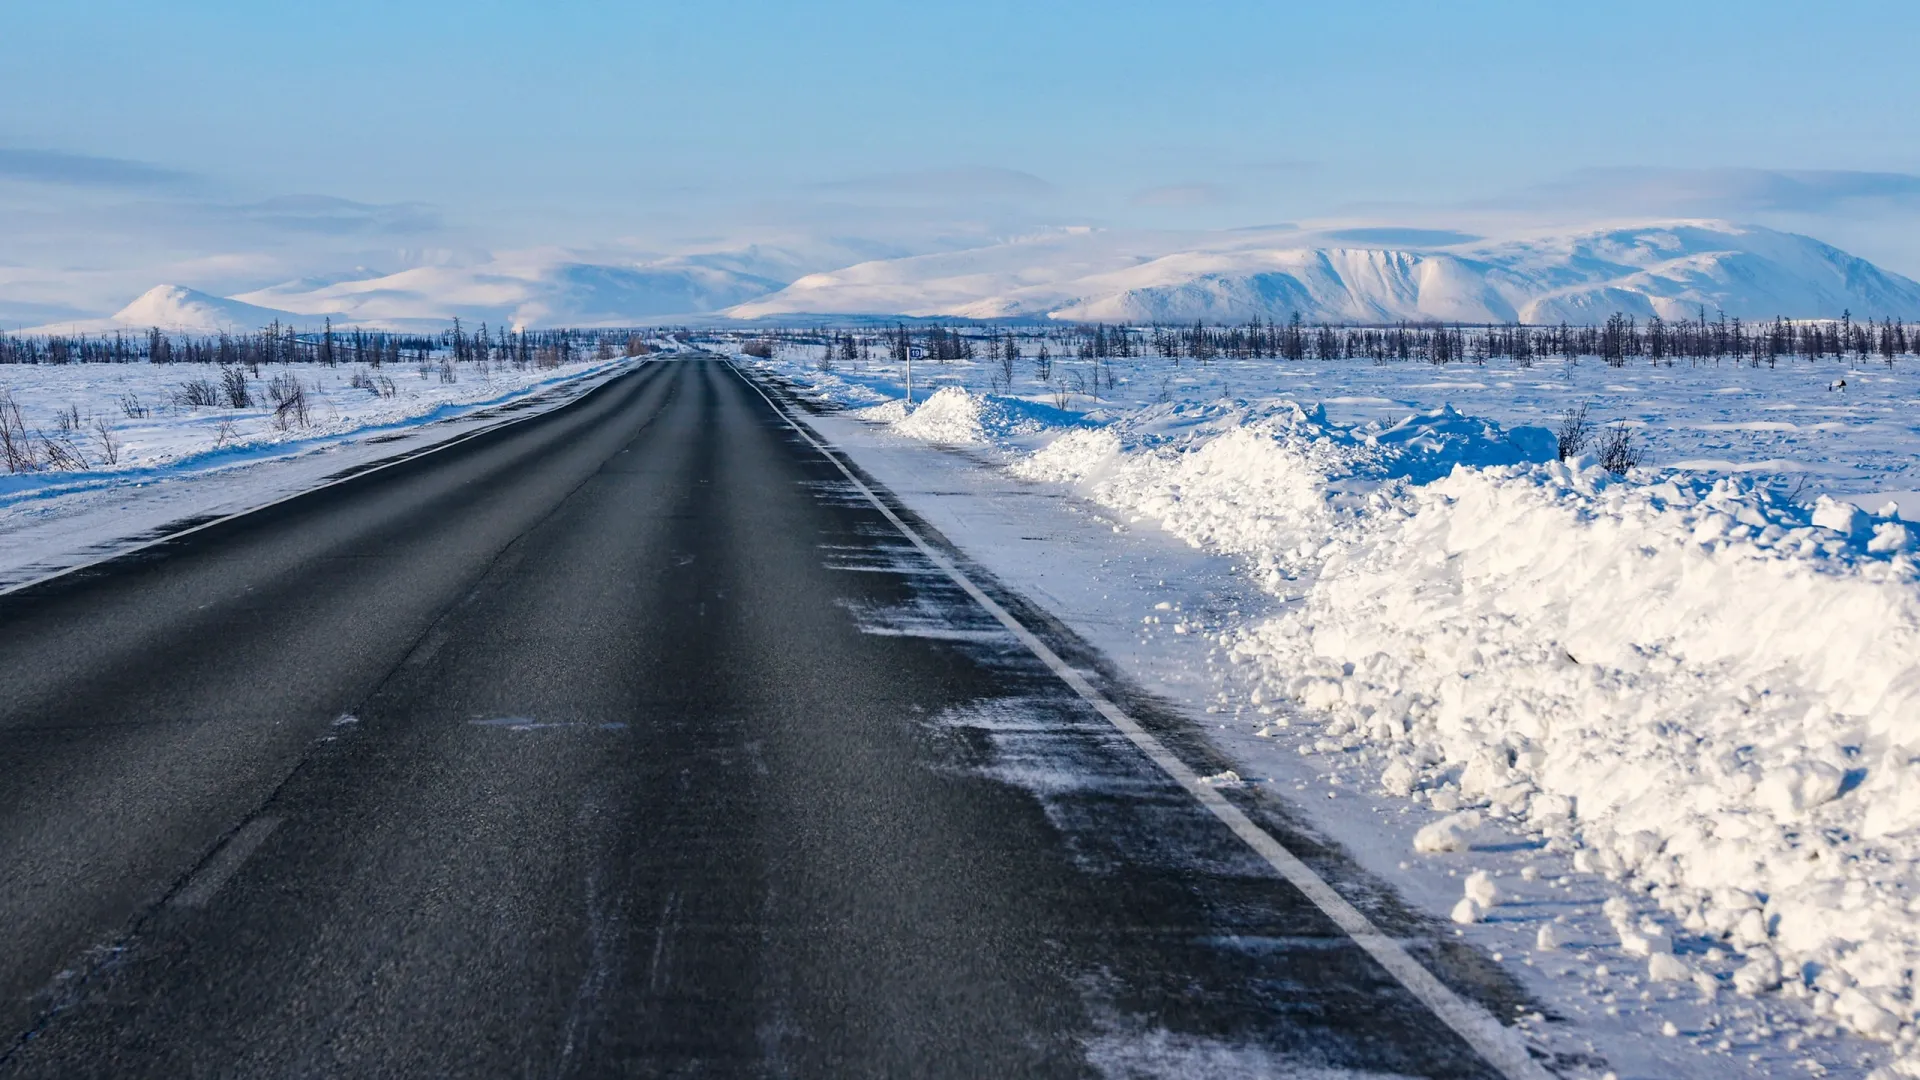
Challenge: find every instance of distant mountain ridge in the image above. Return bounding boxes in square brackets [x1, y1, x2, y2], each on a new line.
[18, 221, 1920, 334]
[728, 221, 1920, 324]
[17, 285, 315, 336]
[232, 253, 782, 331]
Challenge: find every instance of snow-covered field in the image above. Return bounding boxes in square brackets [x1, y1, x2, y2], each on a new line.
[749, 343, 1920, 1078]
[0, 354, 635, 584]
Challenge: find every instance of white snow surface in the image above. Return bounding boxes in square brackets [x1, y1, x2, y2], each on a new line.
[753, 343, 1920, 1076]
[728, 220, 1920, 324]
[0, 354, 636, 585]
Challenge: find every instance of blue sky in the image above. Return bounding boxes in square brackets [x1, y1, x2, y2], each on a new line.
[6, 0, 1920, 318]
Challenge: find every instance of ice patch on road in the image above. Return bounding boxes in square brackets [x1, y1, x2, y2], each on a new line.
[834, 595, 1014, 644]
[1083, 1027, 1420, 1080]
[468, 717, 628, 732]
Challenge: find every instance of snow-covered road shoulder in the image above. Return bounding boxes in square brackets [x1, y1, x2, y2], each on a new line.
[0, 356, 640, 588]
[749, 350, 1920, 1078]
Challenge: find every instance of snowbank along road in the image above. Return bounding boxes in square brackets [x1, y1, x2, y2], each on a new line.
[0, 357, 1554, 1077]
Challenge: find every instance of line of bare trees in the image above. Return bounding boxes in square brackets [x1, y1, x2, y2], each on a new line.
[724, 310, 1920, 370]
[0, 322, 664, 368]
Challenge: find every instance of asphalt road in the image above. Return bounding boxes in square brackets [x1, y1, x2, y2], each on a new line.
[0, 358, 1538, 1078]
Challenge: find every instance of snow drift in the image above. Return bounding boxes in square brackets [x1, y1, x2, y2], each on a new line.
[867, 381, 1920, 1047]
[858, 386, 1081, 445]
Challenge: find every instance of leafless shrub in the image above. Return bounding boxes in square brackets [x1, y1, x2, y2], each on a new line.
[1597, 424, 1641, 476]
[175, 377, 221, 409]
[94, 416, 120, 465]
[1067, 367, 1094, 404]
[267, 374, 309, 430]
[52, 403, 81, 434]
[0, 392, 39, 472]
[373, 375, 396, 399]
[38, 430, 87, 471]
[438, 360, 457, 384]
[741, 340, 774, 359]
[1556, 403, 1593, 461]
[349, 367, 375, 392]
[221, 366, 252, 408]
[623, 334, 654, 357]
[119, 392, 150, 419]
[214, 417, 238, 448]
[595, 337, 614, 361]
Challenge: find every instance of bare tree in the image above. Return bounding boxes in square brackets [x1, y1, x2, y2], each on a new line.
[1597, 424, 1641, 475]
[1556, 403, 1593, 460]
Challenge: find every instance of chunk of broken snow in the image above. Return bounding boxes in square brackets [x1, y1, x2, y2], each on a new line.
[1647, 953, 1690, 982]
[1464, 869, 1502, 908]
[1196, 769, 1243, 788]
[1870, 521, 1912, 553]
[1413, 811, 1481, 853]
[1527, 792, 1574, 824]
[1755, 761, 1845, 819]
[1379, 757, 1418, 796]
[1450, 897, 1483, 924]
[1812, 495, 1865, 534]
[1457, 750, 1513, 798]
[1535, 924, 1562, 951]
[1733, 951, 1782, 996]
[1619, 924, 1673, 957]
[1836, 988, 1903, 1040]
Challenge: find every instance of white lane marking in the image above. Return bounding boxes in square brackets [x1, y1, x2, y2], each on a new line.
[0, 360, 653, 599]
[728, 363, 1553, 1080]
[171, 817, 283, 909]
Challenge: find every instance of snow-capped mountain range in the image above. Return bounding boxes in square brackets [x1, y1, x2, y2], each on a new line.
[730, 221, 1920, 324]
[22, 221, 1920, 333]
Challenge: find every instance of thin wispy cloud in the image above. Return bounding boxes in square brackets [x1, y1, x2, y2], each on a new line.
[811, 166, 1054, 199]
[1323, 227, 1481, 247]
[1129, 183, 1231, 208]
[1510, 167, 1920, 216]
[0, 148, 193, 189]
[236, 195, 443, 236]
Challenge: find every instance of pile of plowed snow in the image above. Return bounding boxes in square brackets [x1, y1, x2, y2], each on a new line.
[1009, 393, 1920, 1048]
[868, 386, 1081, 445]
